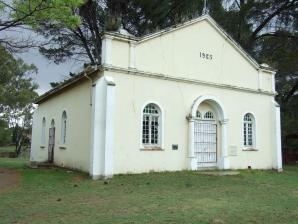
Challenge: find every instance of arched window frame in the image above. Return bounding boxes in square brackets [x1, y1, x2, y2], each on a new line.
[51, 119, 55, 128]
[41, 117, 46, 145]
[61, 111, 67, 145]
[140, 102, 164, 149]
[243, 112, 256, 149]
[196, 111, 201, 119]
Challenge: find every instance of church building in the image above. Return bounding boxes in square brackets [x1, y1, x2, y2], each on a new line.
[30, 15, 282, 179]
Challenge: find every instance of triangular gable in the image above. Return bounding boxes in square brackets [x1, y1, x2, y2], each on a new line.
[138, 15, 260, 70]
[105, 14, 274, 73]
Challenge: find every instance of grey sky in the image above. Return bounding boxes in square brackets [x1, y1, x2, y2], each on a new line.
[1, 28, 82, 96]
[19, 48, 82, 95]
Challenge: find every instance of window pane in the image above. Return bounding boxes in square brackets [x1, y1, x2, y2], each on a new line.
[142, 104, 161, 146]
[243, 113, 254, 147]
[150, 116, 159, 144]
[204, 111, 214, 119]
[142, 115, 149, 144]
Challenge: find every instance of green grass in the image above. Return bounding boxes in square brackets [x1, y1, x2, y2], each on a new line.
[0, 158, 297, 224]
[0, 145, 15, 153]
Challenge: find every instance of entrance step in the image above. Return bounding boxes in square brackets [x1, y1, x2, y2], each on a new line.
[198, 170, 240, 176]
[29, 161, 54, 169]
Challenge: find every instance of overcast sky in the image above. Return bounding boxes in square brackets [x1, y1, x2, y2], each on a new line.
[18, 48, 82, 95]
[1, 28, 82, 95]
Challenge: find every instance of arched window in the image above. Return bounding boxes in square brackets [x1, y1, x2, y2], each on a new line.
[61, 111, 67, 144]
[51, 119, 55, 128]
[41, 117, 46, 145]
[204, 111, 214, 120]
[243, 113, 255, 148]
[142, 103, 161, 147]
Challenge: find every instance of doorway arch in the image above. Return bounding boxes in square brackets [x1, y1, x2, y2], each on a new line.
[188, 95, 229, 170]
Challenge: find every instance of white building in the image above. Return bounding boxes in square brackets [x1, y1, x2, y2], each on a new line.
[30, 15, 282, 179]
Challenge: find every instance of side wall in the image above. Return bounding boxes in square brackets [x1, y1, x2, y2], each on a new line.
[31, 79, 92, 172]
[105, 70, 276, 174]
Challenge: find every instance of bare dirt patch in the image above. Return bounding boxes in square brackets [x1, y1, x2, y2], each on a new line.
[0, 168, 20, 192]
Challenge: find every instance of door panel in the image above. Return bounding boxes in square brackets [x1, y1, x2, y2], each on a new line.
[194, 121, 217, 168]
[48, 127, 55, 163]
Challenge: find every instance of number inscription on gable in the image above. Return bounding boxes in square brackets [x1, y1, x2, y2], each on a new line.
[200, 52, 213, 60]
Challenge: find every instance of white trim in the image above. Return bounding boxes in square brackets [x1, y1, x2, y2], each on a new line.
[90, 80, 102, 179]
[129, 41, 136, 69]
[191, 95, 228, 120]
[272, 73, 276, 93]
[103, 65, 275, 97]
[242, 111, 257, 150]
[140, 101, 165, 150]
[188, 118, 196, 170]
[89, 76, 116, 179]
[103, 76, 115, 178]
[273, 100, 282, 171]
[220, 119, 229, 169]
[101, 36, 112, 65]
[189, 95, 229, 170]
[258, 70, 262, 90]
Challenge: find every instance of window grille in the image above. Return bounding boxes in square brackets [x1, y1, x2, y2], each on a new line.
[243, 113, 255, 147]
[204, 111, 214, 120]
[142, 103, 161, 146]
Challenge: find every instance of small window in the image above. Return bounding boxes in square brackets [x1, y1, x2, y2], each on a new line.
[204, 111, 214, 120]
[41, 117, 46, 145]
[61, 111, 67, 144]
[243, 113, 255, 148]
[142, 103, 161, 147]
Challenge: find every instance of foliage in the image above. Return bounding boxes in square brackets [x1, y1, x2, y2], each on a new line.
[37, 0, 107, 64]
[0, 158, 298, 223]
[0, 0, 83, 52]
[2, 0, 297, 150]
[0, 120, 11, 146]
[0, 46, 38, 154]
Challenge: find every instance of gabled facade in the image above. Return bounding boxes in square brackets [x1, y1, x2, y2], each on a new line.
[31, 15, 282, 179]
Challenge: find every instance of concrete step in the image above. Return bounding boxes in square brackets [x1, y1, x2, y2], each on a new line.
[29, 161, 54, 169]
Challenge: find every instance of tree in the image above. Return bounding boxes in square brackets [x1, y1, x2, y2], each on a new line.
[0, 0, 83, 52]
[0, 119, 12, 146]
[217, 0, 298, 151]
[19, 0, 298, 151]
[37, 0, 109, 64]
[0, 46, 38, 155]
[36, 0, 207, 64]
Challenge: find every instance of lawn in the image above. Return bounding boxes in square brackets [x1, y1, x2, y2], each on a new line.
[0, 158, 297, 224]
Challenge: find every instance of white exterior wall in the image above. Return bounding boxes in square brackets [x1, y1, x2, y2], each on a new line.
[101, 16, 278, 174]
[31, 80, 92, 172]
[105, 70, 276, 174]
[31, 16, 280, 176]
[107, 18, 274, 93]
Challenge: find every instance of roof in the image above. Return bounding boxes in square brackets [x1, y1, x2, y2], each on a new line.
[35, 66, 100, 104]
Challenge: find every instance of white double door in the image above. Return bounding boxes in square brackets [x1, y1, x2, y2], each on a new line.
[194, 120, 217, 168]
